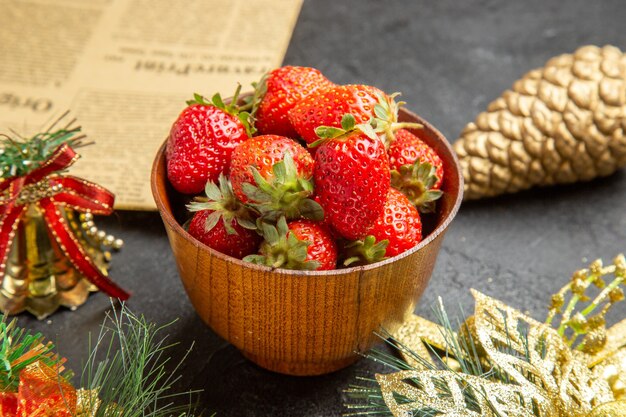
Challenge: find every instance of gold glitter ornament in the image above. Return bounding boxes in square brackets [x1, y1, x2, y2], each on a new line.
[346, 256, 626, 417]
[455, 45, 626, 200]
[381, 299, 626, 417]
[75, 389, 102, 417]
[585, 400, 626, 417]
[376, 369, 540, 417]
[393, 310, 451, 367]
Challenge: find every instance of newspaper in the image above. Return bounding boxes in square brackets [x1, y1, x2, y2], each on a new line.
[0, 0, 303, 210]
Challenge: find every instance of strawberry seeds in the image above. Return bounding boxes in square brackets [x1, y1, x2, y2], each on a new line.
[165, 65, 445, 270]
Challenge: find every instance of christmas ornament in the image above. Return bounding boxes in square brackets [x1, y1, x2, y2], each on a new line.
[0, 303, 198, 416]
[455, 45, 626, 200]
[346, 255, 626, 417]
[0, 118, 129, 319]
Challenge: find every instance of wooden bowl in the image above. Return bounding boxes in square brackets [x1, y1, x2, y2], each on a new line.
[151, 108, 463, 376]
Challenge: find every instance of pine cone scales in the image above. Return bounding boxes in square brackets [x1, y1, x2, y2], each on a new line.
[455, 45, 626, 200]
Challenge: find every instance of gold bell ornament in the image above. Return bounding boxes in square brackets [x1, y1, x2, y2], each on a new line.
[0, 120, 129, 319]
[455, 45, 626, 200]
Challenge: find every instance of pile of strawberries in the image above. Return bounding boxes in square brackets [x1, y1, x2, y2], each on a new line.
[166, 66, 444, 270]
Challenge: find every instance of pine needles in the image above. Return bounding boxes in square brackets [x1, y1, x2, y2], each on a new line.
[0, 317, 70, 392]
[80, 303, 199, 417]
[0, 112, 86, 179]
[0, 303, 201, 416]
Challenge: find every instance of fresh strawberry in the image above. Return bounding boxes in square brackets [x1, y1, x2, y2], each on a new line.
[289, 219, 337, 270]
[389, 129, 444, 188]
[166, 88, 251, 194]
[367, 188, 423, 257]
[288, 84, 382, 144]
[288, 85, 422, 146]
[244, 217, 337, 270]
[187, 174, 260, 258]
[389, 129, 444, 212]
[229, 135, 321, 221]
[252, 66, 335, 137]
[313, 114, 390, 240]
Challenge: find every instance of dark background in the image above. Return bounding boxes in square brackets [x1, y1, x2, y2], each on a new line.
[17, 1, 626, 416]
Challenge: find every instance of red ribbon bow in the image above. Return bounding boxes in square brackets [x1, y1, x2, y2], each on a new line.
[0, 144, 130, 300]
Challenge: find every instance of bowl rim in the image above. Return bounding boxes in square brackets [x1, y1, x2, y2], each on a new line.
[151, 109, 464, 277]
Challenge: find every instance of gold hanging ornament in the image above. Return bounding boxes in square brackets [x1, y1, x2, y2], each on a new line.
[0, 117, 129, 319]
[345, 255, 626, 417]
[455, 45, 626, 200]
[1, 207, 124, 319]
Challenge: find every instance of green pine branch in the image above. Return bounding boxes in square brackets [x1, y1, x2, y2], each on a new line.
[80, 303, 201, 417]
[0, 126, 85, 179]
[0, 303, 205, 416]
[0, 317, 71, 392]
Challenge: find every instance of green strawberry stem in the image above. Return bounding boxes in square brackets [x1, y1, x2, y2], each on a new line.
[372, 92, 423, 147]
[242, 152, 323, 222]
[245, 72, 269, 120]
[187, 174, 256, 235]
[390, 161, 443, 213]
[342, 235, 388, 267]
[186, 84, 256, 136]
[311, 96, 423, 151]
[243, 217, 320, 270]
[311, 114, 379, 148]
[393, 122, 426, 130]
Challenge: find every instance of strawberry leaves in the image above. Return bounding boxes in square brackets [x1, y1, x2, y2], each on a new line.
[243, 217, 320, 270]
[311, 114, 378, 148]
[186, 84, 257, 137]
[370, 92, 423, 147]
[187, 174, 256, 235]
[391, 161, 443, 213]
[341, 235, 389, 267]
[241, 152, 323, 222]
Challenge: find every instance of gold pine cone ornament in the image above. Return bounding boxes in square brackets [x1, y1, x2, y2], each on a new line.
[455, 45, 626, 200]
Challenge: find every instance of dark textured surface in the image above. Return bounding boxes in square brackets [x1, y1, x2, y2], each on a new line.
[16, 1, 626, 416]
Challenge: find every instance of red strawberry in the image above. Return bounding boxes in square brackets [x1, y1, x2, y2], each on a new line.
[313, 115, 390, 240]
[367, 188, 423, 257]
[229, 135, 321, 221]
[389, 129, 444, 188]
[389, 129, 444, 212]
[288, 84, 383, 144]
[244, 217, 337, 270]
[288, 219, 337, 270]
[187, 174, 260, 258]
[166, 89, 251, 194]
[288, 85, 423, 147]
[252, 66, 335, 137]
